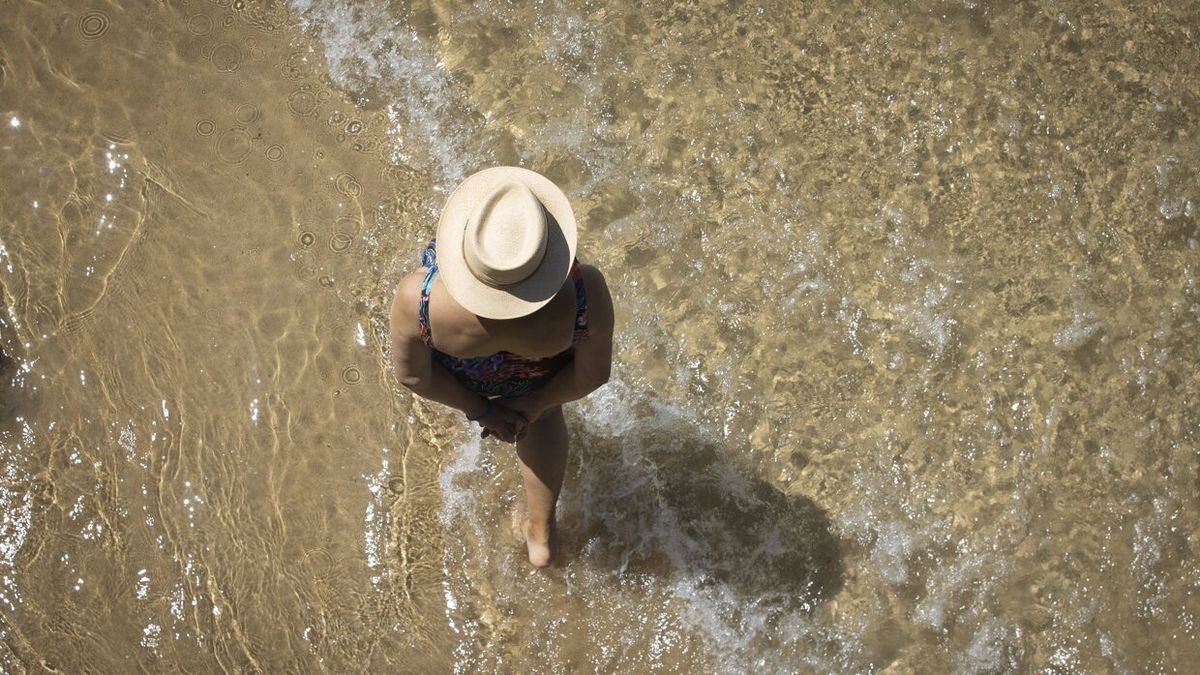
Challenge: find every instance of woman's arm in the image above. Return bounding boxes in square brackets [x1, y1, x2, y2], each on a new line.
[505, 265, 614, 422]
[389, 271, 526, 440]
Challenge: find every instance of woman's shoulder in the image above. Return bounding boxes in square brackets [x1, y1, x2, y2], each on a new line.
[576, 264, 613, 331]
[576, 263, 607, 290]
[389, 269, 428, 337]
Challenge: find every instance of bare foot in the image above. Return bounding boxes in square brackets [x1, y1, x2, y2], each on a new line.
[522, 517, 555, 568]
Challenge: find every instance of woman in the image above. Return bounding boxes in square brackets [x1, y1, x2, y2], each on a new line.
[389, 166, 614, 568]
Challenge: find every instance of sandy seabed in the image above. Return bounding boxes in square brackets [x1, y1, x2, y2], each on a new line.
[2, 0, 1199, 672]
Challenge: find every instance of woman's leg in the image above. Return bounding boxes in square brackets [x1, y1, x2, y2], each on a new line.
[515, 406, 567, 567]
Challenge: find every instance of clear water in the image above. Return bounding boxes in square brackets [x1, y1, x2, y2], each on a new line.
[1, 0, 1198, 672]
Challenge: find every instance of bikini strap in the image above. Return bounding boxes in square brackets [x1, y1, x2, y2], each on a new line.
[417, 240, 438, 347]
[570, 261, 589, 343]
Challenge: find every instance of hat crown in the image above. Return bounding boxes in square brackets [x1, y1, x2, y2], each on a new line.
[463, 181, 548, 288]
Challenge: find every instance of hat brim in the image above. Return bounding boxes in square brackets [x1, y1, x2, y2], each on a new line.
[436, 167, 578, 320]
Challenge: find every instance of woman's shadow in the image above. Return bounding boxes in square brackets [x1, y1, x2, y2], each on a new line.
[559, 398, 844, 608]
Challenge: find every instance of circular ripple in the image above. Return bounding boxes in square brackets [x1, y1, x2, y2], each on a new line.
[287, 89, 317, 116]
[234, 103, 259, 125]
[334, 173, 361, 197]
[382, 163, 422, 186]
[187, 14, 213, 36]
[291, 251, 317, 281]
[265, 144, 284, 161]
[334, 216, 362, 236]
[149, 24, 169, 43]
[79, 11, 110, 40]
[195, 119, 216, 136]
[210, 42, 243, 72]
[386, 477, 404, 495]
[345, 120, 364, 135]
[216, 128, 252, 163]
[329, 232, 354, 254]
[341, 366, 361, 385]
[299, 232, 315, 247]
[201, 307, 227, 330]
[282, 52, 313, 80]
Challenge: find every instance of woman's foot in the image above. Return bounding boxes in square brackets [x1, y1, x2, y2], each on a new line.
[522, 517, 555, 568]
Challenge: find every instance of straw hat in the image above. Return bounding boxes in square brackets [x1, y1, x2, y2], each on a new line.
[436, 166, 577, 320]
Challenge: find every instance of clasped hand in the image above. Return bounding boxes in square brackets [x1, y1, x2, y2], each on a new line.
[475, 395, 553, 443]
[477, 403, 529, 443]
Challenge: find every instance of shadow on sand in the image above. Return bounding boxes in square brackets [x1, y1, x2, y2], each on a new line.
[559, 403, 844, 608]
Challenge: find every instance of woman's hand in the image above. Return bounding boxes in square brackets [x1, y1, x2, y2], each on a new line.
[501, 395, 550, 426]
[478, 404, 529, 443]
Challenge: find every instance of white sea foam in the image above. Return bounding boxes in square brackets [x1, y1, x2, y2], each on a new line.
[1053, 309, 1102, 350]
[288, 0, 481, 184]
[890, 281, 960, 358]
[140, 622, 161, 649]
[961, 618, 1022, 673]
[0, 421, 36, 613]
[362, 452, 390, 583]
[289, 0, 636, 202]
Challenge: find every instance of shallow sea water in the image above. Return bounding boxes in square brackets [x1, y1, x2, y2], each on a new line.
[2, 0, 1199, 672]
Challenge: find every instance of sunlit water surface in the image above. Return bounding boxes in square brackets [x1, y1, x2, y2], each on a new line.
[1, 0, 1198, 672]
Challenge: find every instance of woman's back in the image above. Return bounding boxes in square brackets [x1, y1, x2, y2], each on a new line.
[392, 239, 593, 399]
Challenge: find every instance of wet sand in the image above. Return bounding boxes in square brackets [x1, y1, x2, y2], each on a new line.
[2, 0, 1199, 672]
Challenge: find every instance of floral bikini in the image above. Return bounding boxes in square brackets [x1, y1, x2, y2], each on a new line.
[418, 240, 589, 399]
